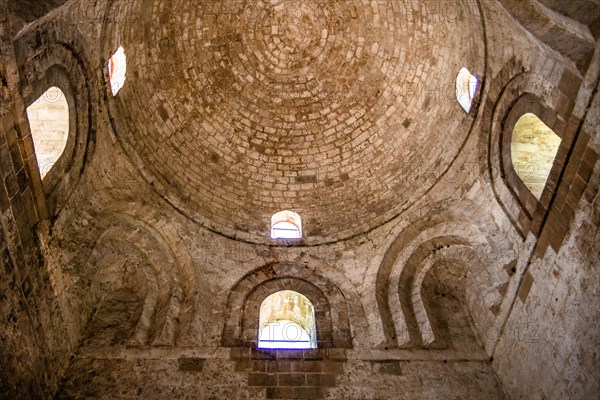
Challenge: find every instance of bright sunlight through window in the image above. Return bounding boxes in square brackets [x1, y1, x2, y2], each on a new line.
[271, 210, 302, 239]
[258, 290, 316, 349]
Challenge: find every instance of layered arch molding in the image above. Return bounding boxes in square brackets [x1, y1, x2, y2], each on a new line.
[222, 263, 354, 349]
[374, 210, 515, 351]
[17, 38, 96, 218]
[485, 68, 575, 238]
[75, 204, 201, 347]
[496, 0, 596, 73]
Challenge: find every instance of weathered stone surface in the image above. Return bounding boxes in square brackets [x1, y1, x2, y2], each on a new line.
[0, 0, 598, 399]
[55, 354, 505, 400]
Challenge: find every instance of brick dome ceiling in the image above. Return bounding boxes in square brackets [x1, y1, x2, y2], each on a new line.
[105, 0, 485, 244]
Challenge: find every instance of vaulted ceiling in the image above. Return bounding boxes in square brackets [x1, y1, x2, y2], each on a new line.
[105, 0, 485, 243]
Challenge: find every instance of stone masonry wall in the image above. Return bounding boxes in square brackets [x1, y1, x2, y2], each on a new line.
[56, 348, 505, 400]
[490, 80, 600, 399]
[0, 7, 76, 399]
[478, 1, 600, 398]
[0, 0, 598, 399]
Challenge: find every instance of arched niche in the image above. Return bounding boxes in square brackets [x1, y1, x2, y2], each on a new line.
[62, 205, 201, 348]
[374, 210, 513, 350]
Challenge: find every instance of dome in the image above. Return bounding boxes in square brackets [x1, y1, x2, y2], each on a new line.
[105, 0, 485, 244]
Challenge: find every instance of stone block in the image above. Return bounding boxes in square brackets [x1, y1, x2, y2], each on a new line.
[178, 357, 204, 372]
[278, 373, 306, 387]
[518, 271, 535, 304]
[248, 373, 278, 387]
[306, 373, 336, 387]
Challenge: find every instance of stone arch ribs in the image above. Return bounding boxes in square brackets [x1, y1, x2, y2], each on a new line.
[79, 204, 199, 347]
[485, 67, 582, 240]
[222, 263, 353, 349]
[399, 239, 483, 348]
[17, 42, 96, 219]
[496, 0, 596, 73]
[375, 210, 513, 350]
[90, 225, 181, 346]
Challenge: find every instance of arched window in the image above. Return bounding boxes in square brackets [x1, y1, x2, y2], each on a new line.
[511, 113, 561, 200]
[26, 87, 69, 179]
[258, 290, 317, 349]
[107, 46, 127, 95]
[271, 210, 302, 239]
[456, 67, 479, 113]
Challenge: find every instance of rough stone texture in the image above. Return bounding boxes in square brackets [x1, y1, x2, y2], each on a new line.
[55, 349, 504, 400]
[104, 0, 485, 244]
[5, 0, 70, 35]
[0, 0, 598, 399]
[490, 70, 600, 399]
[0, 8, 75, 399]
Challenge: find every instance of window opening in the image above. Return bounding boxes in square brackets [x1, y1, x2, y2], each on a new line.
[258, 290, 317, 349]
[511, 113, 561, 199]
[26, 86, 69, 179]
[456, 67, 479, 113]
[271, 210, 302, 239]
[107, 46, 127, 95]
